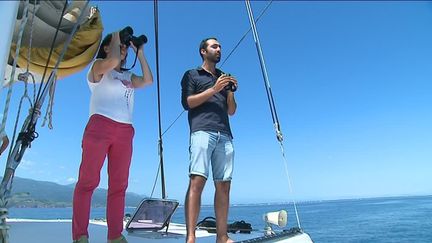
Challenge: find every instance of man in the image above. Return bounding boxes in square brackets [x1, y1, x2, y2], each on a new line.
[181, 37, 238, 243]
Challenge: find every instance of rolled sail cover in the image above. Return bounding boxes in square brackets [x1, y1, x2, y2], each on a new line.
[8, 0, 103, 81]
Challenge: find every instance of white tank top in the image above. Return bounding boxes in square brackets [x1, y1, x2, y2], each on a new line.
[87, 61, 135, 124]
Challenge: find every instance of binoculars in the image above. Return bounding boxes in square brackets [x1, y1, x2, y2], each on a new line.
[119, 26, 147, 48]
[223, 73, 237, 92]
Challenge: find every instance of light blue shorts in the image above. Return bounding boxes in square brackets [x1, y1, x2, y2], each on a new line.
[189, 131, 234, 181]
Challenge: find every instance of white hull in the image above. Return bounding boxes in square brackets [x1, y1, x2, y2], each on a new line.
[8, 219, 313, 243]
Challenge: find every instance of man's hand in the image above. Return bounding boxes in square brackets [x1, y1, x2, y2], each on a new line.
[227, 75, 238, 93]
[213, 74, 237, 92]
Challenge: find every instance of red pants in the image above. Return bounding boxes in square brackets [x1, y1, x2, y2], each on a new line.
[72, 114, 134, 240]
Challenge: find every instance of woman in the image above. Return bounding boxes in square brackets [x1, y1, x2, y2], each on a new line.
[72, 31, 153, 243]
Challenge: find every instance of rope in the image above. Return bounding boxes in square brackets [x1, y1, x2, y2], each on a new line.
[161, 110, 185, 137]
[27, 1, 37, 105]
[220, 0, 273, 68]
[17, 0, 87, 161]
[278, 142, 301, 228]
[149, 159, 161, 198]
[0, 2, 30, 242]
[7, 78, 33, 160]
[27, 0, 69, 135]
[8, 1, 37, 159]
[0, 3, 88, 242]
[0, 0, 29, 135]
[41, 76, 57, 129]
[244, 0, 301, 229]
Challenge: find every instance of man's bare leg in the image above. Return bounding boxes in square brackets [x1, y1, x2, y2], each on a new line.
[214, 181, 234, 243]
[185, 175, 206, 243]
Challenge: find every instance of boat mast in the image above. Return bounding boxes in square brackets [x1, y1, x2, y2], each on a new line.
[153, 0, 167, 199]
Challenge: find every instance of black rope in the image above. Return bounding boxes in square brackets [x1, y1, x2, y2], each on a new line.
[37, 0, 67, 86]
[153, 0, 167, 199]
[149, 156, 160, 198]
[161, 110, 185, 137]
[120, 50, 139, 71]
[6, 1, 68, 160]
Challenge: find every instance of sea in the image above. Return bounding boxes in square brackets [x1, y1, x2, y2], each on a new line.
[8, 195, 432, 243]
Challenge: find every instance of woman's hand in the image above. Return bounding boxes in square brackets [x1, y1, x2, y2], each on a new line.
[112, 31, 120, 42]
[129, 41, 144, 55]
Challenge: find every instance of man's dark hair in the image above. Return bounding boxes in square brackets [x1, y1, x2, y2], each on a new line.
[199, 37, 218, 60]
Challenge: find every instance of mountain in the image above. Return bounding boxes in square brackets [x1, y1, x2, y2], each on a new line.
[1, 177, 145, 208]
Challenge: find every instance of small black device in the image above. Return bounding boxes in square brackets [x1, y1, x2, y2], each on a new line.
[119, 26, 148, 48]
[119, 26, 148, 71]
[223, 73, 237, 92]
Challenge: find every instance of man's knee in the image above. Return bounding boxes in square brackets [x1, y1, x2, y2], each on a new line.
[189, 175, 206, 193]
[215, 181, 231, 194]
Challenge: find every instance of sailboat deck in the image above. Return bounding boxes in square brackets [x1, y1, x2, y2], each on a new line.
[7, 219, 282, 243]
[8, 219, 313, 242]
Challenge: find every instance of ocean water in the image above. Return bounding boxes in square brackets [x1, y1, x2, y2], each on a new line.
[8, 195, 432, 243]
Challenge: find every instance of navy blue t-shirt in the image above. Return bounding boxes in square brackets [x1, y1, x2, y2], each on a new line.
[181, 67, 233, 138]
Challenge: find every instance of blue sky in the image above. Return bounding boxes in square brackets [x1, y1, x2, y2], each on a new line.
[1, 1, 431, 205]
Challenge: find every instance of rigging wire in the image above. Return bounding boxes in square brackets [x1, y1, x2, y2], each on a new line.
[26, 0, 69, 135]
[1, 0, 89, 212]
[161, 110, 185, 137]
[220, 0, 273, 68]
[0, 1, 30, 242]
[159, 1, 273, 138]
[245, 1, 281, 140]
[149, 159, 161, 198]
[24, 0, 37, 106]
[8, 1, 37, 160]
[1, 2, 90, 241]
[26, 1, 90, 151]
[244, 0, 301, 229]
[0, 0, 30, 137]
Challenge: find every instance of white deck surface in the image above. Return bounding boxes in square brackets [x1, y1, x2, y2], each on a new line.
[6, 219, 271, 243]
[7, 219, 313, 242]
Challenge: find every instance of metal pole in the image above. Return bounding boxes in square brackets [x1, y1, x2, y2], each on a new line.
[244, 0, 301, 228]
[154, 0, 166, 199]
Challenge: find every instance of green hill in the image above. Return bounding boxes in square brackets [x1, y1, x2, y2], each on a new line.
[1, 177, 145, 208]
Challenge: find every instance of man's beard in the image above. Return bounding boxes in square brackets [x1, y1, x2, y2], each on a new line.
[210, 54, 221, 63]
[209, 54, 222, 63]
